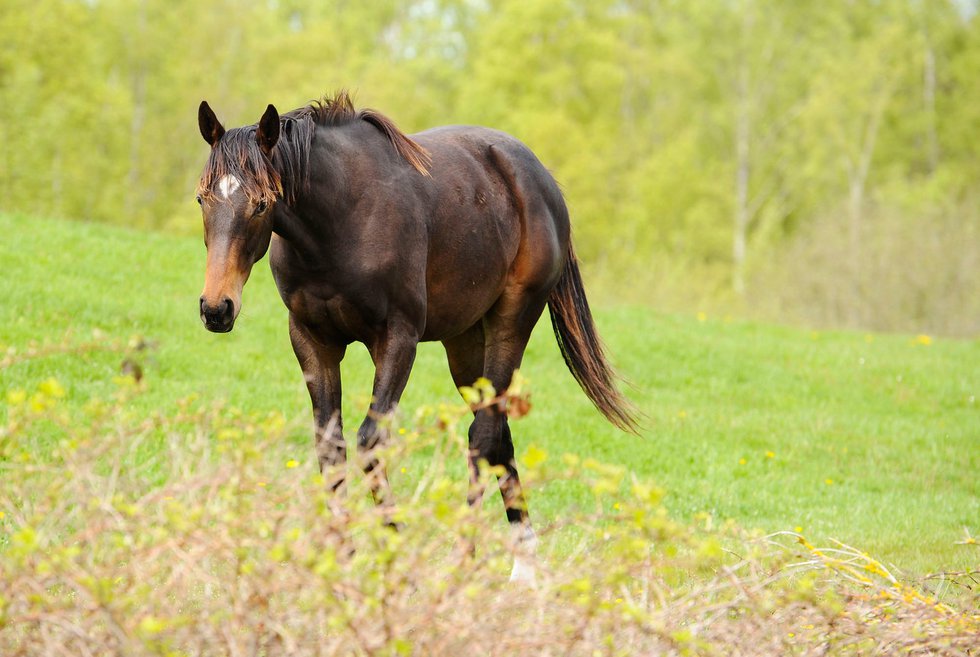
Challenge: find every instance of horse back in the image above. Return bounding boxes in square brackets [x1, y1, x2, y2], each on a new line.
[412, 126, 570, 340]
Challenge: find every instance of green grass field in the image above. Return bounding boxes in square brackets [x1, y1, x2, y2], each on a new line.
[1, 212, 977, 576]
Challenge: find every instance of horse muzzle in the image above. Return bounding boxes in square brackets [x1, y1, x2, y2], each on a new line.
[200, 296, 236, 333]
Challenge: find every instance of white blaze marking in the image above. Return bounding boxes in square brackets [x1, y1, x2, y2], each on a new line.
[218, 174, 241, 199]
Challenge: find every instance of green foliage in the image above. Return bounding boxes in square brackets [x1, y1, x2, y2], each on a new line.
[1, 1, 977, 332]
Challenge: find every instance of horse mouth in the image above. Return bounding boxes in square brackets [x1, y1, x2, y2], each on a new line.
[204, 320, 235, 333]
[201, 314, 236, 333]
[204, 322, 234, 333]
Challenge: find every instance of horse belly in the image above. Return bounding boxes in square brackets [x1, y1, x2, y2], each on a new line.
[421, 205, 517, 341]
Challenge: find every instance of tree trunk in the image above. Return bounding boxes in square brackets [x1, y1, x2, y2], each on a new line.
[923, 44, 939, 173]
[845, 84, 890, 326]
[733, 95, 750, 297]
[126, 0, 147, 222]
[732, 7, 752, 298]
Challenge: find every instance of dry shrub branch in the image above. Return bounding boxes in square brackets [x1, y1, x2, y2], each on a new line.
[1, 346, 977, 656]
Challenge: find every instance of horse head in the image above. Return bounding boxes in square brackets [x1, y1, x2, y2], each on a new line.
[195, 101, 281, 332]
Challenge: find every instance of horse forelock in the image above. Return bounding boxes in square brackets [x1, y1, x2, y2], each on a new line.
[197, 127, 282, 204]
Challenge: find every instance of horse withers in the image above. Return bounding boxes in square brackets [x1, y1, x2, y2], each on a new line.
[195, 92, 637, 581]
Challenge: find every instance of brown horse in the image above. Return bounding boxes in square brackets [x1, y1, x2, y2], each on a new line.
[195, 92, 636, 580]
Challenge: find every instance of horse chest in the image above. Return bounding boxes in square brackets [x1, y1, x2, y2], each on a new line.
[270, 256, 382, 341]
[286, 285, 382, 342]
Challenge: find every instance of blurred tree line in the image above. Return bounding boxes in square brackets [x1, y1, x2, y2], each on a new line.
[2, 0, 977, 334]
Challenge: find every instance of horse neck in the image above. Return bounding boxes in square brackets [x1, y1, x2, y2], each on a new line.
[271, 121, 409, 257]
[270, 124, 353, 254]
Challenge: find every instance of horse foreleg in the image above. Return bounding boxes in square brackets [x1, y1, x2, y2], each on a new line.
[358, 326, 419, 517]
[289, 316, 347, 492]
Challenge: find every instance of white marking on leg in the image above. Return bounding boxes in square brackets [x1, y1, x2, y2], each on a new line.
[509, 524, 538, 584]
[218, 174, 241, 199]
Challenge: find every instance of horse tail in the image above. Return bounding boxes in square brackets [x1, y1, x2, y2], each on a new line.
[548, 243, 640, 434]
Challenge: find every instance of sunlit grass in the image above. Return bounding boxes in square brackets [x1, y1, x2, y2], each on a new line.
[1, 213, 977, 578]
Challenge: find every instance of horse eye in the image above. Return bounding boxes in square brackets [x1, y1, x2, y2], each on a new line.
[196, 195, 203, 206]
[257, 200, 268, 213]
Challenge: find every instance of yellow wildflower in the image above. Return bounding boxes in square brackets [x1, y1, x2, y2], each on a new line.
[39, 378, 66, 398]
[522, 446, 547, 468]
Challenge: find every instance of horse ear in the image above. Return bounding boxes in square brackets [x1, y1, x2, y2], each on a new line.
[256, 104, 280, 156]
[198, 101, 225, 146]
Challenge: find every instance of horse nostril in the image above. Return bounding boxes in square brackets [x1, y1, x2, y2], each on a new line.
[200, 296, 235, 331]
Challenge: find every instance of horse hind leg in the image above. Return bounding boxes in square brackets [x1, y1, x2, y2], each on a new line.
[449, 294, 548, 582]
[444, 321, 529, 521]
[443, 324, 496, 506]
[483, 312, 543, 584]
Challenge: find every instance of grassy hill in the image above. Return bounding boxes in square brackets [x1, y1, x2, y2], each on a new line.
[1, 212, 977, 576]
